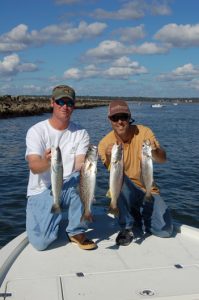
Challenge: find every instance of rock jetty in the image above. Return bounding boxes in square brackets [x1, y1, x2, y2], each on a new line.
[0, 95, 110, 118]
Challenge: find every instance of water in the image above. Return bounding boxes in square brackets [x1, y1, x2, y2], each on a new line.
[0, 103, 199, 247]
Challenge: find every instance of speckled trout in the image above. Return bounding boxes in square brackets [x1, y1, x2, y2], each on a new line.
[109, 143, 123, 216]
[141, 139, 153, 201]
[51, 146, 63, 213]
[79, 145, 98, 222]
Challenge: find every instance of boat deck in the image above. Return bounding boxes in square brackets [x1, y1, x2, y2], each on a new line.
[0, 208, 199, 300]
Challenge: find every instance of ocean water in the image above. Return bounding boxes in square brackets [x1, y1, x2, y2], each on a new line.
[0, 103, 199, 247]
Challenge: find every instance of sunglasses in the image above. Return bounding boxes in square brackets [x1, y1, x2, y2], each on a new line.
[109, 114, 129, 122]
[55, 99, 75, 107]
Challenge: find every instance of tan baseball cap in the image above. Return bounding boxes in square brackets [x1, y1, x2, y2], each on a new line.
[108, 100, 131, 117]
[52, 85, 75, 101]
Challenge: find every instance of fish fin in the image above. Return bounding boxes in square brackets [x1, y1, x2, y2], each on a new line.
[144, 192, 153, 202]
[81, 211, 93, 222]
[108, 206, 119, 217]
[106, 189, 111, 198]
[51, 203, 61, 214]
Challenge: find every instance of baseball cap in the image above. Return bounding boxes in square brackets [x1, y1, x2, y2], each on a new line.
[52, 85, 75, 101]
[108, 100, 131, 117]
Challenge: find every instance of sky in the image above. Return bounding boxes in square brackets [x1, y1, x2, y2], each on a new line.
[0, 0, 199, 98]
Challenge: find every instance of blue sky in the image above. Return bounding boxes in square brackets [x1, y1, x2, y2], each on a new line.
[0, 0, 199, 98]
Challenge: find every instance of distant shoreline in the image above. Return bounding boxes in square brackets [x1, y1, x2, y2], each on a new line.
[0, 95, 198, 118]
[0, 96, 110, 118]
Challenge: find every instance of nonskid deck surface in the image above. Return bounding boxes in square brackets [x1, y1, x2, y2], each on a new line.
[1, 209, 199, 300]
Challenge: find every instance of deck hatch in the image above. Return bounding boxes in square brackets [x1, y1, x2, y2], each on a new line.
[139, 289, 155, 296]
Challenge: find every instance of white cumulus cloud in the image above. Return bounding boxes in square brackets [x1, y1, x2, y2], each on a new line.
[154, 23, 199, 47]
[0, 22, 107, 53]
[63, 56, 147, 80]
[0, 53, 38, 77]
[92, 0, 171, 20]
[158, 63, 199, 81]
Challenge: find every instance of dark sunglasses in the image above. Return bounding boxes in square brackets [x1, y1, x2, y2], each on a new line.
[55, 99, 75, 107]
[109, 114, 129, 122]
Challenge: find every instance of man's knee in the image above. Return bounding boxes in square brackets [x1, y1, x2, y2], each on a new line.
[28, 234, 54, 251]
[151, 224, 173, 238]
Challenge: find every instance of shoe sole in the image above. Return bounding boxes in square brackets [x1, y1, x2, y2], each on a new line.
[70, 237, 97, 250]
[116, 241, 132, 246]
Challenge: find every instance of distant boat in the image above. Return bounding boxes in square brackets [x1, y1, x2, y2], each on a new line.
[151, 103, 165, 108]
[173, 103, 178, 106]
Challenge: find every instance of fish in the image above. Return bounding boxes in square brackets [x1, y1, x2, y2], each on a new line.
[141, 139, 153, 201]
[79, 145, 98, 222]
[109, 143, 123, 216]
[50, 146, 63, 213]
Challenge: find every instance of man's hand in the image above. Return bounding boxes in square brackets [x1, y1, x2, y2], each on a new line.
[105, 143, 114, 158]
[27, 148, 51, 174]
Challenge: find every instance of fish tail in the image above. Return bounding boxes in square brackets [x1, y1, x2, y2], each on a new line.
[51, 203, 61, 214]
[144, 192, 153, 202]
[81, 211, 93, 223]
[108, 206, 119, 216]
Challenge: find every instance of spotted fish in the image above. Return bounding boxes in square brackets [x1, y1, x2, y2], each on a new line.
[51, 146, 63, 213]
[79, 145, 98, 222]
[141, 139, 153, 201]
[109, 143, 123, 216]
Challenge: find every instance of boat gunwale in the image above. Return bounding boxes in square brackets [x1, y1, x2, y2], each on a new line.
[0, 232, 28, 287]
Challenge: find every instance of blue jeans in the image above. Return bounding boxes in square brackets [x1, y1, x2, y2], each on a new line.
[26, 172, 87, 251]
[117, 176, 173, 237]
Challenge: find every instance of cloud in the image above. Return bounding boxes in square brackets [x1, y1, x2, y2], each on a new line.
[39, 21, 107, 43]
[114, 25, 146, 43]
[92, 0, 171, 20]
[0, 22, 107, 53]
[189, 79, 199, 90]
[63, 56, 147, 80]
[150, 0, 172, 15]
[0, 24, 29, 52]
[104, 56, 148, 78]
[154, 23, 199, 47]
[158, 63, 199, 81]
[64, 64, 100, 79]
[64, 68, 82, 79]
[0, 53, 38, 77]
[173, 63, 199, 76]
[85, 40, 169, 61]
[92, 1, 148, 20]
[86, 40, 131, 60]
[133, 42, 169, 54]
[0, 83, 49, 96]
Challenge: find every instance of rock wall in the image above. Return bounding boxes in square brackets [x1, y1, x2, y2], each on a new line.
[0, 95, 109, 118]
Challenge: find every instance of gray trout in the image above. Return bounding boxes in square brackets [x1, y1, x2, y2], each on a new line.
[109, 143, 123, 216]
[79, 145, 98, 222]
[141, 139, 153, 201]
[51, 146, 63, 213]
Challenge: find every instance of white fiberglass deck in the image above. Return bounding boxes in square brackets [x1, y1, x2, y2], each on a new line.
[0, 208, 199, 300]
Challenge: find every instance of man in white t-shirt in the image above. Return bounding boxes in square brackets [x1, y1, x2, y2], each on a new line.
[25, 84, 97, 250]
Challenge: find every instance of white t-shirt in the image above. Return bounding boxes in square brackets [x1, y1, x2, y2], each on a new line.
[25, 119, 89, 196]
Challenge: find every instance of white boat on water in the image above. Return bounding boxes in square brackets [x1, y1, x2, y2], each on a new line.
[0, 207, 199, 300]
[151, 103, 165, 108]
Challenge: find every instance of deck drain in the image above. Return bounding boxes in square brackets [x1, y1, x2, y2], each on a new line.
[76, 272, 84, 277]
[174, 264, 183, 269]
[139, 289, 155, 296]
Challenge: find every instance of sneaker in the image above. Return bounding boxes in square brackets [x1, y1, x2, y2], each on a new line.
[116, 229, 134, 246]
[69, 233, 97, 250]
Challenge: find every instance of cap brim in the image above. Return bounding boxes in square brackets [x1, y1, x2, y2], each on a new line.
[54, 94, 74, 101]
[108, 111, 131, 117]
